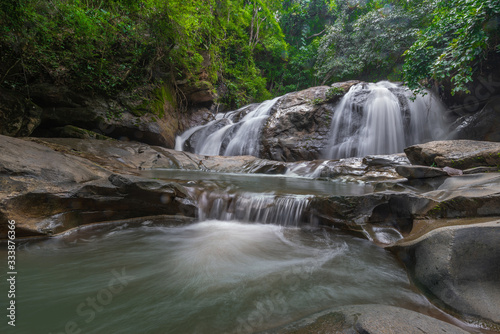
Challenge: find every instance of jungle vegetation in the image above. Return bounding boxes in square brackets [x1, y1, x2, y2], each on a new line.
[1, 0, 499, 108]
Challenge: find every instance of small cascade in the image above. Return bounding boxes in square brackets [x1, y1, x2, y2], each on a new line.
[324, 81, 447, 159]
[175, 97, 281, 157]
[196, 190, 312, 226]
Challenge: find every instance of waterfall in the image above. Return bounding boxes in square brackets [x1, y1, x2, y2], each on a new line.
[176, 81, 447, 160]
[324, 81, 447, 159]
[175, 97, 280, 157]
[195, 190, 311, 226]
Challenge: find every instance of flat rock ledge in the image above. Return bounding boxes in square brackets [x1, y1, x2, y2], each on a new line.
[395, 165, 449, 179]
[275, 304, 469, 334]
[405, 140, 500, 170]
[0, 135, 197, 238]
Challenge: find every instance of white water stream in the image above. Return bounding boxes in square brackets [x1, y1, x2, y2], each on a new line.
[176, 81, 447, 159]
[324, 81, 447, 159]
[176, 97, 280, 157]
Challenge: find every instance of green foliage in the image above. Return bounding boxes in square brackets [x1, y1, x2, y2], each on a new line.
[150, 84, 177, 118]
[3, 0, 495, 115]
[315, 0, 434, 84]
[267, 0, 334, 94]
[0, 0, 287, 109]
[403, 0, 500, 94]
[325, 86, 344, 99]
[311, 97, 324, 105]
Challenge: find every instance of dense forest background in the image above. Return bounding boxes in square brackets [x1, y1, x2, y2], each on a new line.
[1, 0, 499, 110]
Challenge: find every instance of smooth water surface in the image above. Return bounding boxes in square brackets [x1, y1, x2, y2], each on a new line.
[1, 220, 430, 334]
[141, 169, 373, 197]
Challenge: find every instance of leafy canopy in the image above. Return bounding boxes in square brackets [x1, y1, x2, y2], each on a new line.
[403, 0, 500, 94]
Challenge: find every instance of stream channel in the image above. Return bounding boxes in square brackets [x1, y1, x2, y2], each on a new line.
[2, 169, 480, 333]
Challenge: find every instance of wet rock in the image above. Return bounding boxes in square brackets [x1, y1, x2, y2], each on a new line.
[363, 153, 410, 167]
[405, 140, 500, 169]
[442, 166, 463, 176]
[310, 192, 435, 235]
[395, 165, 448, 179]
[452, 96, 500, 142]
[278, 304, 469, 334]
[0, 88, 42, 137]
[180, 106, 216, 131]
[463, 166, 499, 174]
[183, 118, 231, 153]
[0, 135, 196, 238]
[261, 85, 346, 162]
[411, 173, 500, 219]
[243, 160, 288, 174]
[391, 220, 500, 328]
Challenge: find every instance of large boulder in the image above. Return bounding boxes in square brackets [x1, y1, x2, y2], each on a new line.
[0, 135, 196, 238]
[404, 140, 500, 169]
[32, 87, 175, 147]
[261, 86, 335, 161]
[0, 88, 42, 136]
[28, 83, 214, 148]
[391, 220, 500, 328]
[278, 304, 469, 334]
[452, 96, 500, 142]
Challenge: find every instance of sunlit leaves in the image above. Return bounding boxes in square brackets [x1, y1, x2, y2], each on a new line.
[403, 0, 500, 94]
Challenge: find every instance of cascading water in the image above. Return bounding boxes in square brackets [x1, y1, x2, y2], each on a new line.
[324, 81, 447, 159]
[175, 97, 281, 157]
[176, 81, 447, 160]
[197, 190, 312, 226]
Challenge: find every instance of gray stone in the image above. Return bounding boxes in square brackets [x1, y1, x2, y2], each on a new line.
[261, 86, 334, 161]
[405, 140, 500, 169]
[363, 153, 410, 167]
[395, 165, 448, 179]
[391, 220, 500, 327]
[278, 304, 469, 334]
[452, 96, 500, 142]
[0, 135, 196, 238]
[463, 166, 499, 174]
[442, 166, 463, 176]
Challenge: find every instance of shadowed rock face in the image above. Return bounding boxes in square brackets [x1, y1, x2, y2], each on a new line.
[391, 221, 500, 328]
[453, 96, 500, 142]
[0, 88, 42, 137]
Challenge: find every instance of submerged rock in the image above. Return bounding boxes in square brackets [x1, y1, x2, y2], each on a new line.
[278, 304, 469, 334]
[395, 165, 448, 179]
